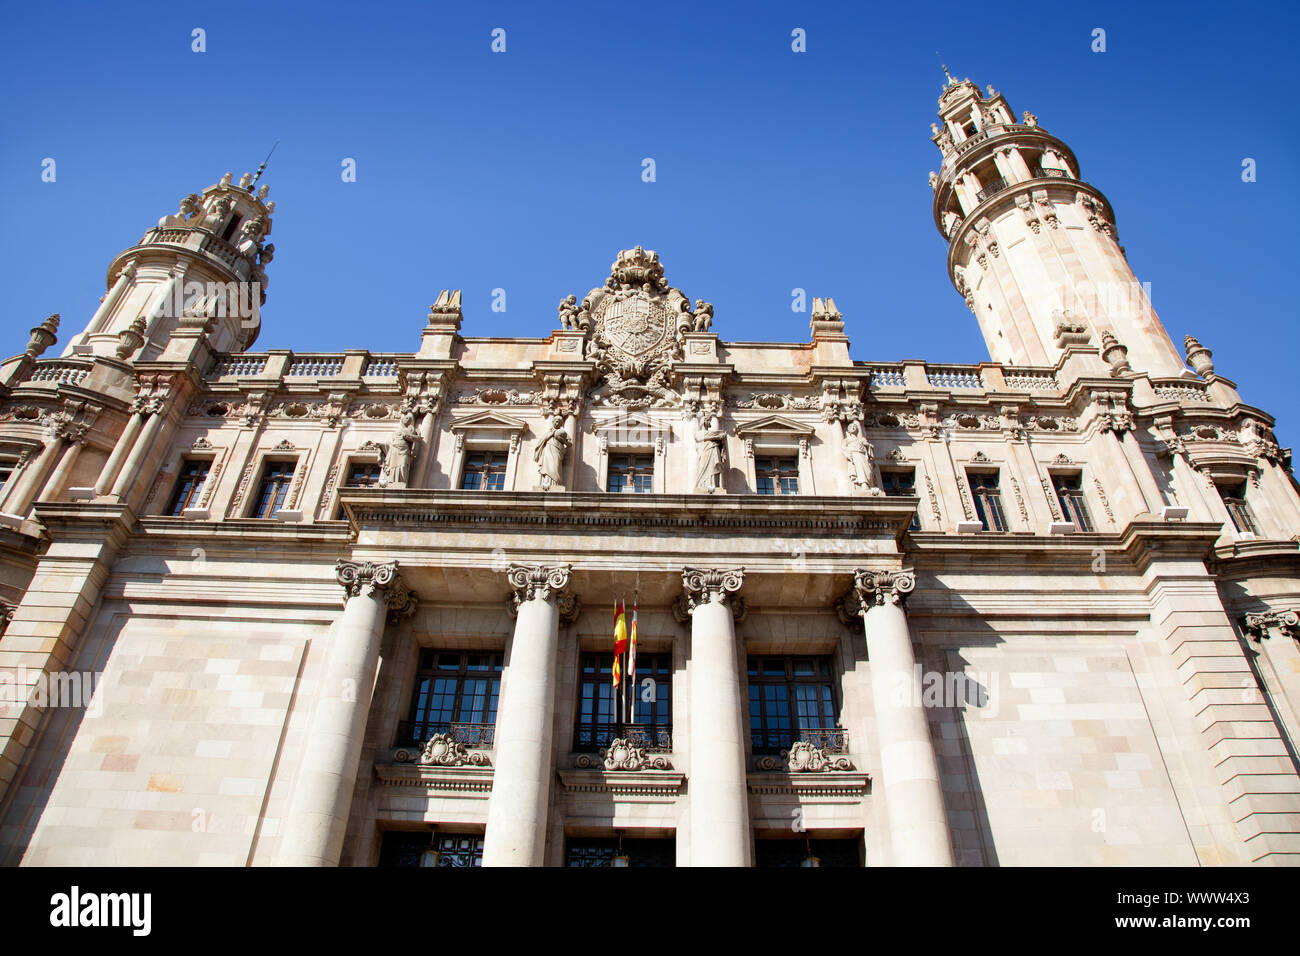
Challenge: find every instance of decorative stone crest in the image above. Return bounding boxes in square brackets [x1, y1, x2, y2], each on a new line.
[755, 741, 854, 773]
[411, 733, 491, 767]
[335, 559, 417, 620]
[582, 247, 698, 408]
[506, 564, 579, 621]
[574, 738, 672, 772]
[673, 567, 744, 622]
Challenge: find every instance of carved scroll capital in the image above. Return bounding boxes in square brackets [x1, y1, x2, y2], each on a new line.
[673, 567, 744, 622]
[506, 564, 578, 621]
[839, 569, 915, 618]
[1244, 609, 1299, 641]
[335, 559, 418, 621]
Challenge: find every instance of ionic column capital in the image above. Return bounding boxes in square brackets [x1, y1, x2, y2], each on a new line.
[838, 569, 915, 619]
[335, 559, 418, 620]
[673, 567, 745, 622]
[506, 563, 578, 622]
[1245, 609, 1300, 641]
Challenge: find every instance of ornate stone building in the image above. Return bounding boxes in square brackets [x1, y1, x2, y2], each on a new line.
[1, 78, 1297, 867]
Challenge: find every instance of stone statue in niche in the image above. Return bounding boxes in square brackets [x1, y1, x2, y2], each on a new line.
[533, 415, 571, 491]
[379, 412, 419, 487]
[694, 415, 727, 494]
[842, 421, 882, 494]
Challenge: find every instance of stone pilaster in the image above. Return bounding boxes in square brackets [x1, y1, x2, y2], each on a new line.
[482, 564, 576, 866]
[841, 569, 955, 866]
[277, 559, 416, 866]
[674, 567, 750, 866]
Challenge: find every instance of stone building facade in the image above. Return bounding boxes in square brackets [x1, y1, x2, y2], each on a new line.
[0, 78, 1297, 867]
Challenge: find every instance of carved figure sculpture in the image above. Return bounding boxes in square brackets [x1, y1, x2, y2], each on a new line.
[694, 415, 727, 493]
[558, 294, 580, 330]
[380, 412, 419, 487]
[692, 300, 713, 332]
[842, 421, 880, 493]
[534, 415, 570, 491]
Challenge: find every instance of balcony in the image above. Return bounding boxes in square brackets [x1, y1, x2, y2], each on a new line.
[1036, 166, 1070, 179]
[751, 726, 847, 755]
[975, 177, 1009, 203]
[395, 720, 495, 749]
[573, 721, 672, 754]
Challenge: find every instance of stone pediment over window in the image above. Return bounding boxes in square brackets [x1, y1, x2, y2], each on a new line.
[591, 411, 671, 450]
[449, 411, 529, 439]
[734, 416, 816, 442]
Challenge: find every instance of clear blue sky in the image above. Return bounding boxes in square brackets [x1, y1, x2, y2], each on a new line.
[2, 1, 1296, 445]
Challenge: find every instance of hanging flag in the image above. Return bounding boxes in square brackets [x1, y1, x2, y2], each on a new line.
[612, 599, 627, 689]
[628, 599, 638, 722]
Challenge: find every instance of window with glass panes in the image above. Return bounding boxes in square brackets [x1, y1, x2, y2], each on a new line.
[574, 652, 671, 752]
[345, 460, 382, 488]
[755, 456, 799, 495]
[377, 830, 485, 867]
[1052, 473, 1094, 531]
[166, 459, 211, 516]
[400, 650, 502, 747]
[460, 451, 507, 490]
[565, 837, 675, 867]
[607, 454, 653, 493]
[1217, 481, 1260, 535]
[967, 471, 1007, 531]
[880, 469, 921, 530]
[0, 459, 16, 495]
[747, 656, 839, 754]
[252, 460, 296, 518]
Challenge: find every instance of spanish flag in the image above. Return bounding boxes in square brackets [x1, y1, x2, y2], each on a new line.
[612, 599, 628, 688]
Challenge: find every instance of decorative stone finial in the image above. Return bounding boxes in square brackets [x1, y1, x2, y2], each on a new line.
[428, 289, 463, 323]
[1184, 335, 1215, 378]
[24, 314, 59, 359]
[115, 316, 147, 360]
[1100, 330, 1131, 376]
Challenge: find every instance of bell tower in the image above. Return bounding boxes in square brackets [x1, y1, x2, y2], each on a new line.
[929, 74, 1187, 378]
[67, 171, 276, 362]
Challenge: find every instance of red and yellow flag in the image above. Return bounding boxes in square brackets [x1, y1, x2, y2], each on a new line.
[612, 600, 628, 688]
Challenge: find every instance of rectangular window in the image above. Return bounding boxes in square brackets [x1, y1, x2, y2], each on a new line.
[755, 456, 799, 495]
[400, 650, 502, 747]
[345, 461, 382, 488]
[607, 454, 653, 494]
[574, 652, 671, 752]
[1217, 482, 1260, 535]
[747, 656, 841, 754]
[377, 830, 485, 868]
[880, 468, 921, 530]
[1052, 473, 1094, 532]
[460, 451, 507, 491]
[166, 459, 212, 516]
[252, 460, 296, 518]
[565, 837, 675, 867]
[968, 471, 1007, 531]
[0, 459, 16, 494]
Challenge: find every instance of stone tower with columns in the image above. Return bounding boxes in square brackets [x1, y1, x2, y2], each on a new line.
[930, 74, 1187, 379]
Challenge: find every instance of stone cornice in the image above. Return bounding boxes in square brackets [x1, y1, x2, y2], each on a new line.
[339, 489, 919, 540]
[1210, 539, 1300, 580]
[557, 769, 685, 797]
[746, 771, 870, 797]
[136, 515, 355, 544]
[374, 762, 494, 794]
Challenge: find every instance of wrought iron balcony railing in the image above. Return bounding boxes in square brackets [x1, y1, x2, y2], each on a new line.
[975, 177, 1009, 203]
[751, 726, 848, 755]
[396, 720, 496, 749]
[573, 722, 672, 754]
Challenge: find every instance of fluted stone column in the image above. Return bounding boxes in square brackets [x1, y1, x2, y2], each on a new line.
[278, 560, 416, 866]
[483, 564, 577, 867]
[845, 569, 954, 866]
[94, 400, 146, 496]
[675, 567, 750, 867]
[109, 398, 165, 500]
